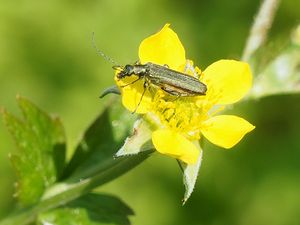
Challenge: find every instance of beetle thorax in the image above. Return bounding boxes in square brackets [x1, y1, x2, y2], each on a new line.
[131, 65, 147, 76]
[117, 64, 148, 79]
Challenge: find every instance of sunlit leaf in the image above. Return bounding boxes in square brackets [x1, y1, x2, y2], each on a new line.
[37, 193, 134, 225]
[2, 96, 66, 206]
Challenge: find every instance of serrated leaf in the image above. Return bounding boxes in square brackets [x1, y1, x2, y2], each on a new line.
[116, 119, 153, 157]
[63, 100, 136, 179]
[2, 97, 66, 206]
[178, 142, 203, 204]
[37, 193, 134, 225]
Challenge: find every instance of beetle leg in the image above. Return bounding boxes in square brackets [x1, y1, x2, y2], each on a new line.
[120, 77, 141, 87]
[132, 80, 149, 114]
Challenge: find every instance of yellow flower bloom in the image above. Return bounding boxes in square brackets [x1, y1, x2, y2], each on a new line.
[115, 24, 255, 165]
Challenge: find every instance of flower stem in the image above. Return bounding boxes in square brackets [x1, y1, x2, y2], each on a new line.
[242, 0, 281, 61]
[0, 151, 152, 225]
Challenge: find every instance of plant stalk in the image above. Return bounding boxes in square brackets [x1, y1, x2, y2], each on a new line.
[0, 151, 151, 225]
[242, 0, 281, 61]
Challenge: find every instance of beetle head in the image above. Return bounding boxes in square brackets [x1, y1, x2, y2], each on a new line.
[116, 64, 134, 79]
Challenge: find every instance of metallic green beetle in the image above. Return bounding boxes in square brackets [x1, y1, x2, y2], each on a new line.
[115, 62, 207, 97]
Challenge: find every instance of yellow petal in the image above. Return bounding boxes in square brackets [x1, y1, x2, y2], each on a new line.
[117, 76, 152, 114]
[201, 115, 255, 149]
[139, 24, 186, 70]
[203, 60, 252, 104]
[152, 129, 199, 164]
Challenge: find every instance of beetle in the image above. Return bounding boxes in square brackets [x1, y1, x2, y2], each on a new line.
[113, 62, 207, 113]
[92, 32, 207, 112]
[115, 62, 207, 97]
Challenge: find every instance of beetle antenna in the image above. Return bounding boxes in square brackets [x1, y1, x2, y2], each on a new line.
[92, 32, 119, 66]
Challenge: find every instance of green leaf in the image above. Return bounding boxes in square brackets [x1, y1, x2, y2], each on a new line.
[249, 44, 300, 99]
[62, 108, 115, 178]
[247, 25, 300, 100]
[0, 98, 152, 225]
[116, 119, 153, 157]
[178, 142, 203, 204]
[63, 100, 136, 180]
[37, 193, 134, 225]
[2, 96, 66, 206]
[0, 151, 151, 225]
[248, 36, 290, 76]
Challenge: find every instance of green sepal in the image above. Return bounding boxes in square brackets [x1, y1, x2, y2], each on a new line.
[178, 142, 203, 204]
[115, 119, 153, 157]
[100, 85, 121, 98]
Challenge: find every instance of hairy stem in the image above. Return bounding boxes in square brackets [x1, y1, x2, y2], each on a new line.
[242, 0, 281, 61]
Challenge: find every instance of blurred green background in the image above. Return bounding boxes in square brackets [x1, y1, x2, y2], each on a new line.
[1, 0, 300, 224]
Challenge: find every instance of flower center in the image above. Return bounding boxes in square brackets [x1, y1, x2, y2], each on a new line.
[148, 90, 212, 140]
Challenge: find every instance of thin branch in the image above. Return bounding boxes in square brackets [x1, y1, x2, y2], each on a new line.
[242, 0, 281, 61]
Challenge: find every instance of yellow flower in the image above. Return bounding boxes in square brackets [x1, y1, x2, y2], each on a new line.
[115, 24, 255, 165]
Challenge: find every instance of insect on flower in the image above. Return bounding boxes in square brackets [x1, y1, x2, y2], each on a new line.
[96, 24, 255, 203]
[115, 62, 207, 111]
[92, 33, 207, 112]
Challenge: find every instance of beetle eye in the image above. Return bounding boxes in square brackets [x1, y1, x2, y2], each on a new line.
[116, 71, 123, 79]
[125, 65, 133, 73]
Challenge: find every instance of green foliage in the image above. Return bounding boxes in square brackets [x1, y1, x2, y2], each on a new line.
[2, 96, 66, 206]
[37, 193, 134, 225]
[248, 42, 300, 99]
[0, 97, 151, 225]
[63, 102, 132, 179]
[179, 142, 203, 204]
[1, 1, 300, 224]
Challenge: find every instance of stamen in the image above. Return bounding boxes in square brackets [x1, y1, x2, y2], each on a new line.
[143, 61, 218, 140]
